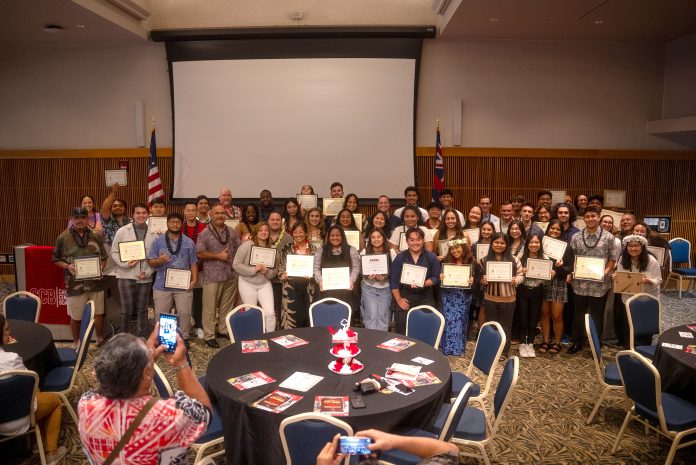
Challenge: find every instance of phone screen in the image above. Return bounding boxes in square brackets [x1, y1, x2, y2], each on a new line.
[339, 436, 372, 455]
[158, 313, 178, 352]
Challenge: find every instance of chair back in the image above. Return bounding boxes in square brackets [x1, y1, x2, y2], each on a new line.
[0, 370, 38, 424]
[585, 314, 605, 384]
[491, 356, 519, 434]
[616, 350, 664, 427]
[309, 298, 352, 328]
[406, 305, 445, 348]
[2, 291, 41, 323]
[69, 319, 95, 389]
[279, 413, 353, 465]
[626, 293, 660, 347]
[439, 382, 474, 441]
[152, 364, 174, 399]
[77, 300, 95, 347]
[669, 238, 691, 266]
[225, 304, 266, 343]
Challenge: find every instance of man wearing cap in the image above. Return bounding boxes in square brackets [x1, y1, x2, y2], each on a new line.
[53, 207, 108, 346]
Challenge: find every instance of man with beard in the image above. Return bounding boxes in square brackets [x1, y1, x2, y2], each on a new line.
[100, 183, 130, 247]
[258, 189, 275, 222]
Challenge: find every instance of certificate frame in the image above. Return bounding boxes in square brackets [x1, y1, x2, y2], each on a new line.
[399, 264, 427, 287]
[549, 190, 566, 206]
[165, 268, 192, 290]
[344, 230, 361, 250]
[118, 240, 146, 262]
[352, 213, 363, 231]
[614, 271, 644, 294]
[647, 246, 666, 266]
[224, 219, 240, 230]
[398, 232, 408, 251]
[442, 264, 472, 288]
[148, 216, 167, 234]
[525, 258, 553, 280]
[463, 228, 480, 244]
[322, 198, 344, 217]
[285, 254, 314, 278]
[476, 243, 490, 261]
[534, 222, 549, 232]
[437, 240, 449, 258]
[361, 254, 389, 276]
[574, 256, 606, 282]
[296, 194, 318, 210]
[604, 190, 626, 208]
[104, 169, 127, 187]
[74, 256, 102, 280]
[601, 209, 624, 228]
[321, 267, 351, 291]
[249, 246, 277, 268]
[542, 236, 567, 261]
[486, 261, 513, 283]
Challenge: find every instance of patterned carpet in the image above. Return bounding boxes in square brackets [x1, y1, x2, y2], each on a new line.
[3, 281, 696, 465]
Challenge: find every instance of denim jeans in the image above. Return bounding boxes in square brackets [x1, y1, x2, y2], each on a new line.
[118, 279, 151, 336]
[361, 281, 392, 331]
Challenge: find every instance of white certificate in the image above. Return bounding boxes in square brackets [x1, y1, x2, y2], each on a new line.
[322, 198, 344, 217]
[437, 240, 449, 257]
[534, 222, 549, 232]
[464, 228, 480, 244]
[249, 246, 277, 267]
[604, 190, 626, 208]
[104, 169, 127, 187]
[165, 268, 191, 290]
[486, 261, 513, 282]
[224, 219, 240, 230]
[574, 256, 606, 281]
[442, 264, 471, 288]
[148, 216, 167, 234]
[74, 256, 102, 280]
[321, 267, 351, 290]
[361, 254, 389, 275]
[400, 264, 427, 287]
[574, 218, 586, 229]
[476, 243, 490, 261]
[296, 194, 317, 210]
[549, 190, 566, 206]
[614, 271, 644, 294]
[352, 214, 363, 231]
[542, 236, 567, 261]
[118, 240, 146, 261]
[398, 232, 408, 251]
[647, 246, 666, 266]
[344, 230, 361, 250]
[601, 209, 623, 228]
[285, 254, 314, 278]
[525, 258, 553, 280]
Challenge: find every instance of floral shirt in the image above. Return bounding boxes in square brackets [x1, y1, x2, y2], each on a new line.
[195, 224, 241, 284]
[52, 228, 108, 296]
[570, 228, 617, 297]
[102, 216, 131, 247]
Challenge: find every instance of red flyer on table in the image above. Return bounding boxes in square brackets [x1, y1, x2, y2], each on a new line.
[271, 334, 309, 348]
[253, 390, 303, 413]
[403, 372, 442, 388]
[687, 325, 696, 332]
[377, 338, 416, 352]
[314, 396, 349, 416]
[241, 340, 270, 353]
[227, 371, 275, 390]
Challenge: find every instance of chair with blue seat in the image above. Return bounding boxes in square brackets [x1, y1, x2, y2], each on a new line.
[611, 350, 696, 465]
[57, 300, 94, 367]
[279, 412, 353, 465]
[585, 314, 624, 424]
[0, 370, 46, 465]
[309, 298, 352, 328]
[626, 293, 660, 360]
[451, 356, 519, 465]
[405, 305, 445, 349]
[3, 291, 41, 323]
[225, 304, 266, 343]
[664, 238, 696, 299]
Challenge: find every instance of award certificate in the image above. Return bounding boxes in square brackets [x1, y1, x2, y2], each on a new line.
[249, 246, 277, 267]
[148, 217, 167, 234]
[476, 243, 490, 261]
[438, 240, 449, 257]
[322, 198, 344, 217]
[574, 218, 586, 229]
[542, 236, 567, 261]
[361, 254, 389, 275]
[400, 264, 427, 287]
[321, 267, 351, 291]
[344, 230, 361, 250]
[285, 255, 314, 278]
[464, 228, 480, 244]
[104, 169, 127, 187]
[224, 219, 240, 230]
[525, 258, 553, 280]
[442, 264, 471, 288]
[614, 271, 644, 294]
[165, 269, 191, 290]
[118, 240, 146, 262]
[398, 232, 408, 251]
[74, 256, 102, 280]
[604, 190, 626, 208]
[352, 214, 363, 231]
[550, 190, 566, 206]
[647, 246, 666, 266]
[534, 222, 549, 232]
[296, 194, 317, 210]
[574, 256, 606, 281]
[601, 209, 623, 228]
[486, 261, 513, 282]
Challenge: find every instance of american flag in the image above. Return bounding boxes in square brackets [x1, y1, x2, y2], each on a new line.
[147, 129, 164, 206]
[432, 126, 445, 201]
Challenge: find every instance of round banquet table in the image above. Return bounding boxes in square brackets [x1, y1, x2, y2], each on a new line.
[1, 319, 60, 383]
[653, 324, 696, 404]
[206, 327, 452, 465]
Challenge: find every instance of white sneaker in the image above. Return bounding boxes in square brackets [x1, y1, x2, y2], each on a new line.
[45, 446, 67, 465]
[519, 344, 528, 357]
[527, 344, 536, 358]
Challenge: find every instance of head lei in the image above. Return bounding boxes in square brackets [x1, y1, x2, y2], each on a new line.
[447, 238, 468, 247]
[622, 234, 648, 247]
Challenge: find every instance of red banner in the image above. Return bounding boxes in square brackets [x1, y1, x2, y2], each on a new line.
[24, 246, 70, 325]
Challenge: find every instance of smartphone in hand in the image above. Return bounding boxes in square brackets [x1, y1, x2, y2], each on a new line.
[158, 313, 178, 352]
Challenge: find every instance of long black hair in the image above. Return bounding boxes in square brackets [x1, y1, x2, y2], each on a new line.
[438, 208, 464, 239]
[485, 232, 517, 274]
[521, 233, 545, 263]
[364, 211, 391, 240]
[400, 205, 424, 227]
[321, 225, 352, 267]
[620, 240, 650, 272]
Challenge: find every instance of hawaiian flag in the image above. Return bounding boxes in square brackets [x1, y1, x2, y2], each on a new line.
[147, 129, 164, 206]
[432, 126, 445, 202]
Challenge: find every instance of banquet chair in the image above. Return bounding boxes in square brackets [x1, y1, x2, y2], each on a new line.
[0, 370, 46, 465]
[279, 412, 353, 465]
[664, 238, 696, 299]
[57, 300, 94, 367]
[451, 356, 519, 465]
[309, 298, 352, 328]
[405, 305, 445, 349]
[379, 383, 474, 465]
[225, 304, 266, 343]
[626, 293, 661, 360]
[611, 350, 696, 465]
[2, 291, 41, 323]
[585, 314, 624, 424]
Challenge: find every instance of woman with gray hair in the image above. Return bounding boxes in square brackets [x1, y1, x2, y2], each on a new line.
[78, 324, 211, 465]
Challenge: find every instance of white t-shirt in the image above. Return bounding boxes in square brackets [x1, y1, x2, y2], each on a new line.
[389, 226, 435, 251]
[0, 349, 31, 436]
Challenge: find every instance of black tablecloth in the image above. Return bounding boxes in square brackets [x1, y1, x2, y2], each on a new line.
[654, 324, 696, 404]
[206, 327, 452, 465]
[2, 319, 60, 383]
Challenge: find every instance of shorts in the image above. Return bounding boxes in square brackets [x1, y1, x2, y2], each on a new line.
[67, 291, 105, 320]
[544, 277, 568, 303]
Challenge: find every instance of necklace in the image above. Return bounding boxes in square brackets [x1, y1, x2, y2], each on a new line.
[70, 227, 90, 248]
[293, 240, 310, 255]
[581, 227, 603, 250]
[87, 213, 96, 229]
[210, 224, 229, 245]
[512, 241, 523, 256]
[184, 221, 200, 243]
[165, 232, 183, 255]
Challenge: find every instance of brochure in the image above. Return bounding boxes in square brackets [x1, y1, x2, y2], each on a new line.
[227, 371, 275, 391]
[241, 340, 270, 353]
[253, 390, 303, 413]
[403, 372, 442, 388]
[313, 396, 350, 416]
[385, 363, 422, 381]
[377, 338, 416, 352]
[271, 334, 310, 348]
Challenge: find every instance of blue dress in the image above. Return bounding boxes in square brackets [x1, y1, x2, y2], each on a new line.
[440, 288, 473, 356]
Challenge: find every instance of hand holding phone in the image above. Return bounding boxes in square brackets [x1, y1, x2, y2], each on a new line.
[158, 313, 179, 352]
[339, 436, 373, 455]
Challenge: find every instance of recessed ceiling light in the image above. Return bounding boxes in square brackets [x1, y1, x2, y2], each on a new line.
[76, 24, 86, 29]
[489, 17, 500, 22]
[594, 19, 604, 24]
[43, 24, 64, 33]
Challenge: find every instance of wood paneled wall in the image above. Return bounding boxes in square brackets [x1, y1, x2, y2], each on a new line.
[1, 147, 695, 274]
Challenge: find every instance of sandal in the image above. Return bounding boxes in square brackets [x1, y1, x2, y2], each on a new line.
[548, 343, 562, 354]
[538, 342, 550, 354]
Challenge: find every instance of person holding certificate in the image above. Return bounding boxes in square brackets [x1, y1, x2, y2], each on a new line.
[633, 221, 672, 277]
[478, 232, 524, 356]
[439, 238, 474, 355]
[313, 225, 361, 306]
[360, 229, 396, 331]
[567, 206, 617, 355]
[432, 208, 465, 260]
[67, 195, 103, 236]
[147, 212, 198, 342]
[516, 234, 548, 358]
[343, 193, 362, 218]
[111, 203, 157, 338]
[333, 208, 365, 251]
[472, 220, 496, 329]
[304, 207, 326, 249]
[506, 221, 527, 260]
[389, 228, 441, 334]
[99, 183, 130, 247]
[389, 206, 435, 253]
[233, 222, 278, 332]
[282, 198, 303, 234]
[278, 222, 318, 329]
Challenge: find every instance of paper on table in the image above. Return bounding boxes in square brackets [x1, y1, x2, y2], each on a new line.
[411, 356, 434, 365]
[678, 331, 694, 339]
[279, 372, 324, 392]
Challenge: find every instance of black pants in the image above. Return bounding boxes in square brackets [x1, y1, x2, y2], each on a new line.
[192, 287, 203, 329]
[392, 287, 435, 334]
[272, 281, 283, 331]
[562, 284, 575, 338]
[517, 285, 544, 344]
[613, 294, 630, 348]
[573, 292, 608, 344]
[484, 300, 516, 355]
